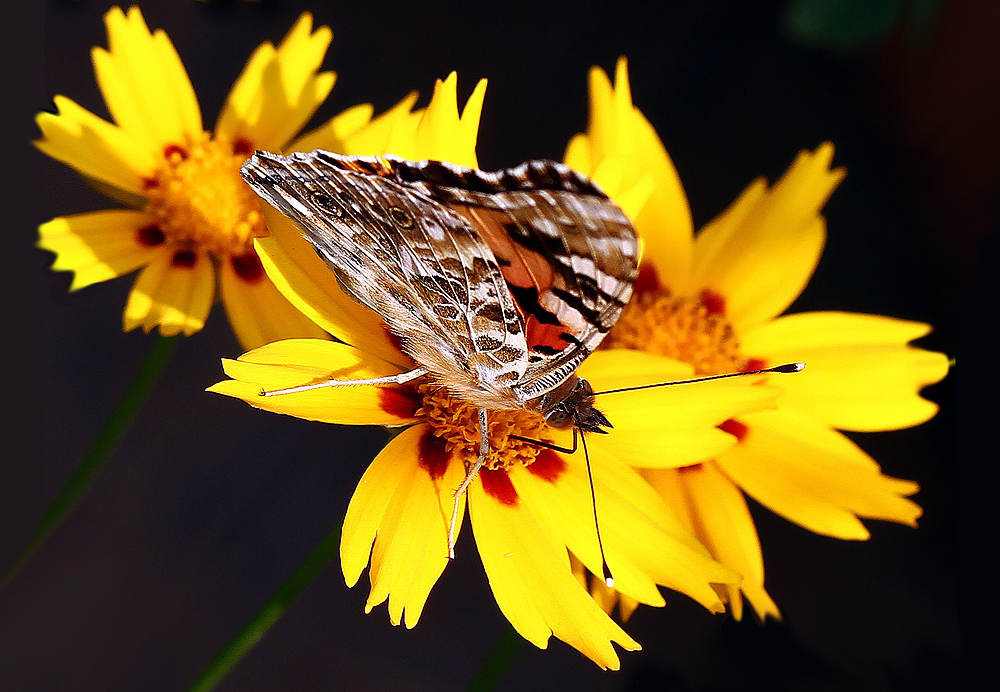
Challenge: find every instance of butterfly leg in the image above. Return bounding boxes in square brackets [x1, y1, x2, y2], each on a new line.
[259, 367, 428, 397]
[447, 407, 489, 559]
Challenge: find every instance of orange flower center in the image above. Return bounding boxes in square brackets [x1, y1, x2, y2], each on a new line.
[604, 283, 757, 376]
[415, 382, 552, 472]
[143, 132, 265, 257]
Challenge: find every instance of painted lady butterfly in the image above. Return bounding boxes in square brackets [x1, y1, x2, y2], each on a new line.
[241, 150, 638, 562]
[239, 151, 801, 570]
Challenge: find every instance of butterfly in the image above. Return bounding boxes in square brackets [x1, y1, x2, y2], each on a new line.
[240, 150, 636, 560]
[238, 150, 801, 576]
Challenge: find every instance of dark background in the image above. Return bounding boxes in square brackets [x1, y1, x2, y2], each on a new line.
[5, 0, 977, 690]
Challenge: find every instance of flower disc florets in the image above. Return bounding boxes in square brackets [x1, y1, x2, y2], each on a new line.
[415, 382, 552, 471]
[604, 284, 754, 376]
[143, 132, 265, 258]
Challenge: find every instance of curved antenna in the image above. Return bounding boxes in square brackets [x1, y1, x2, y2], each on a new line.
[593, 362, 804, 397]
[580, 430, 614, 587]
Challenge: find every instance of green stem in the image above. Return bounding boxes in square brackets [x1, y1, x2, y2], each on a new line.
[2, 334, 178, 589]
[186, 521, 343, 692]
[466, 625, 525, 692]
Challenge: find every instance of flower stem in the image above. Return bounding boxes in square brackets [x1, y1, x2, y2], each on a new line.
[466, 625, 525, 692]
[2, 334, 178, 589]
[186, 521, 343, 692]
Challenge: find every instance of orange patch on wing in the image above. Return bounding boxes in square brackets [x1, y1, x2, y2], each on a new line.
[447, 204, 554, 293]
[524, 316, 572, 353]
[449, 204, 571, 354]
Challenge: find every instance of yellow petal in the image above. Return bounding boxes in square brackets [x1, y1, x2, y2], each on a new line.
[216, 13, 335, 150]
[122, 247, 214, 336]
[215, 39, 276, 142]
[567, 57, 694, 289]
[340, 92, 421, 156]
[95, 6, 202, 149]
[468, 476, 639, 670]
[394, 72, 486, 167]
[563, 132, 591, 175]
[644, 464, 781, 622]
[579, 350, 781, 467]
[741, 311, 950, 431]
[38, 210, 161, 291]
[288, 102, 375, 154]
[511, 454, 738, 613]
[35, 95, 157, 192]
[218, 253, 329, 350]
[716, 408, 922, 539]
[207, 338, 421, 427]
[340, 425, 463, 627]
[252, 203, 410, 367]
[689, 144, 844, 330]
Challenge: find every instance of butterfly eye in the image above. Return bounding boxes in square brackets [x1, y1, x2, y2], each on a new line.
[544, 408, 573, 429]
[310, 191, 341, 216]
[388, 206, 414, 228]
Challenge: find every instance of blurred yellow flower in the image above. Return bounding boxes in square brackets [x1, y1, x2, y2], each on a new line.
[35, 5, 390, 348]
[209, 73, 783, 668]
[566, 57, 950, 621]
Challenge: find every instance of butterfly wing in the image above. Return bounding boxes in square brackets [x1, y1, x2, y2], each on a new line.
[241, 151, 638, 409]
[389, 158, 639, 401]
[241, 150, 530, 409]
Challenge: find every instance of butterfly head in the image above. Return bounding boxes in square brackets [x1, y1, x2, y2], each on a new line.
[531, 376, 612, 434]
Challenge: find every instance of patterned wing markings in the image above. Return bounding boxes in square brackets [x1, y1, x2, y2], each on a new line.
[243, 151, 529, 410]
[444, 200, 638, 400]
[240, 150, 638, 412]
[357, 156, 638, 400]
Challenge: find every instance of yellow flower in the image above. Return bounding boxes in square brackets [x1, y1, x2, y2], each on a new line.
[565, 57, 951, 621]
[35, 6, 385, 349]
[209, 73, 782, 668]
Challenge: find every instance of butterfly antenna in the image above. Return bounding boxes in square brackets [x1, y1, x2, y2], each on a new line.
[593, 362, 804, 397]
[579, 430, 614, 588]
[575, 362, 804, 588]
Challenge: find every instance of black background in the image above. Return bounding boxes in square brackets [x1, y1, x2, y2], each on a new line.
[5, 0, 976, 690]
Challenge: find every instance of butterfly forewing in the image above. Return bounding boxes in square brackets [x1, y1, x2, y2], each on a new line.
[240, 150, 638, 411]
[243, 151, 529, 409]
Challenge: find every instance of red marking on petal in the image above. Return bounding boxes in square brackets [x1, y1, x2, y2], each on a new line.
[677, 463, 704, 475]
[232, 137, 254, 157]
[741, 357, 768, 373]
[479, 468, 518, 505]
[633, 261, 661, 295]
[377, 386, 422, 419]
[418, 429, 450, 481]
[163, 144, 188, 161]
[699, 288, 726, 315]
[141, 177, 158, 190]
[136, 225, 165, 247]
[171, 249, 197, 268]
[718, 418, 749, 443]
[526, 449, 567, 483]
[231, 252, 264, 283]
